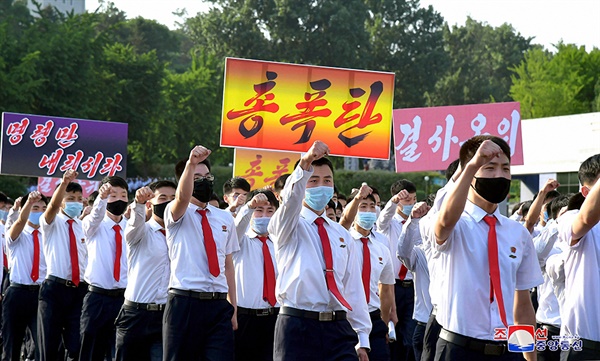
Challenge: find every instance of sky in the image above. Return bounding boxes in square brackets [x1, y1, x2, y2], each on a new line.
[86, 0, 600, 51]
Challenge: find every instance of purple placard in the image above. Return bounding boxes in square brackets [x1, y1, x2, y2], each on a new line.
[1, 112, 128, 180]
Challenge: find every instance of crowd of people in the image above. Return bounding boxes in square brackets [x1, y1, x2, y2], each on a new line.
[0, 135, 598, 361]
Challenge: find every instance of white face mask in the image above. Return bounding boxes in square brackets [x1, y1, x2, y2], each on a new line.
[251, 216, 271, 235]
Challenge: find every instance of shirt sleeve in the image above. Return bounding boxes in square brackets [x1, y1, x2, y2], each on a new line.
[556, 210, 581, 249]
[83, 197, 107, 239]
[397, 218, 420, 271]
[124, 202, 147, 246]
[267, 165, 312, 250]
[234, 204, 253, 244]
[376, 199, 397, 235]
[515, 230, 544, 290]
[4, 208, 19, 232]
[224, 214, 240, 255]
[533, 224, 559, 268]
[379, 246, 395, 285]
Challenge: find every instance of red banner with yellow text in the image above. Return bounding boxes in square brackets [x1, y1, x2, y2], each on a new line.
[233, 148, 301, 190]
[221, 58, 394, 159]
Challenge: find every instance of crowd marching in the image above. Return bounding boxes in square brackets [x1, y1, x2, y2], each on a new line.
[0, 135, 598, 361]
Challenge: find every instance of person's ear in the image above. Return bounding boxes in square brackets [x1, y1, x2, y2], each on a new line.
[581, 186, 590, 198]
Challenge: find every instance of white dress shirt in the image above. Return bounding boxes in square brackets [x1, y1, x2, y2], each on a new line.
[268, 165, 372, 349]
[83, 198, 128, 289]
[397, 217, 433, 323]
[533, 220, 562, 327]
[164, 202, 239, 292]
[6, 225, 47, 285]
[431, 200, 543, 340]
[124, 202, 170, 304]
[350, 228, 395, 312]
[41, 211, 87, 281]
[376, 200, 413, 281]
[557, 210, 600, 341]
[233, 204, 279, 309]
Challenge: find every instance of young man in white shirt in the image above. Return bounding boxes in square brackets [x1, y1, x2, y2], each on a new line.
[163, 146, 239, 360]
[233, 190, 279, 361]
[432, 135, 543, 361]
[350, 191, 395, 361]
[223, 177, 250, 218]
[79, 176, 129, 360]
[556, 153, 600, 361]
[3, 191, 47, 361]
[38, 169, 88, 361]
[268, 140, 371, 361]
[117, 181, 175, 361]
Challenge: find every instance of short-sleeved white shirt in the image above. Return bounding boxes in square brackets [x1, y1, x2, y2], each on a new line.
[431, 200, 543, 340]
[7, 225, 47, 285]
[41, 211, 87, 281]
[557, 210, 600, 341]
[165, 202, 239, 292]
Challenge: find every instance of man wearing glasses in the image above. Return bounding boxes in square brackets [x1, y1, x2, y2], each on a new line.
[162, 145, 239, 360]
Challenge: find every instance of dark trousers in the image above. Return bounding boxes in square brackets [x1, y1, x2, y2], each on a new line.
[37, 278, 88, 361]
[79, 290, 124, 361]
[435, 338, 524, 361]
[1, 285, 40, 361]
[412, 322, 426, 361]
[273, 314, 358, 361]
[421, 312, 442, 361]
[115, 305, 163, 361]
[162, 293, 234, 361]
[369, 317, 391, 361]
[560, 341, 600, 361]
[537, 325, 561, 361]
[390, 282, 416, 361]
[234, 311, 277, 361]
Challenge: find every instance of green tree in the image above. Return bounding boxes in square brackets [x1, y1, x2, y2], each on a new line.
[426, 17, 532, 106]
[510, 43, 600, 118]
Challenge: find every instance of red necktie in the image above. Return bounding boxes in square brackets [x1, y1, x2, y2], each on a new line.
[3, 251, 7, 269]
[398, 218, 408, 280]
[159, 229, 166, 236]
[67, 219, 80, 286]
[31, 229, 40, 282]
[483, 215, 508, 328]
[257, 236, 277, 306]
[113, 225, 122, 282]
[197, 209, 219, 277]
[360, 237, 371, 303]
[314, 217, 353, 310]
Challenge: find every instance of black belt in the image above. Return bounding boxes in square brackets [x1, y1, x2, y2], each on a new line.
[280, 306, 346, 322]
[439, 329, 507, 356]
[124, 299, 165, 311]
[46, 275, 86, 288]
[416, 321, 427, 327]
[369, 310, 381, 321]
[168, 288, 228, 300]
[396, 279, 414, 288]
[539, 322, 560, 335]
[88, 286, 125, 297]
[237, 306, 279, 317]
[580, 337, 600, 352]
[10, 283, 40, 291]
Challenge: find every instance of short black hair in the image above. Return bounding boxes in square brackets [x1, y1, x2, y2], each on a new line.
[22, 192, 49, 206]
[0, 191, 7, 204]
[520, 200, 533, 218]
[65, 182, 83, 194]
[273, 174, 290, 193]
[326, 199, 336, 209]
[337, 194, 346, 201]
[149, 180, 177, 192]
[459, 135, 511, 168]
[293, 157, 334, 175]
[511, 201, 523, 215]
[102, 176, 129, 192]
[567, 192, 585, 211]
[175, 158, 212, 181]
[349, 190, 376, 204]
[370, 186, 380, 196]
[548, 194, 571, 220]
[247, 189, 279, 209]
[424, 193, 436, 207]
[210, 192, 221, 202]
[578, 154, 600, 185]
[390, 179, 416, 196]
[223, 177, 251, 194]
[544, 190, 560, 203]
[445, 159, 460, 181]
[88, 191, 99, 206]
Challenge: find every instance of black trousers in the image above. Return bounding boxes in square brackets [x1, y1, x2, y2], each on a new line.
[115, 305, 163, 361]
[273, 313, 358, 361]
[537, 325, 561, 361]
[162, 293, 234, 361]
[421, 312, 442, 361]
[37, 278, 88, 361]
[369, 317, 391, 361]
[435, 338, 524, 361]
[79, 290, 124, 361]
[1, 285, 40, 361]
[560, 342, 600, 361]
[234, 311, 277, 361]
[390, 282, 416, 361]
[412, 322, 426, 361]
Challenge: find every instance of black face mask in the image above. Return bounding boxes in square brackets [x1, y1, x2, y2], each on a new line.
[152, 201, 170, 219]
[192, 179, 214, 203]
[472, 177, 511, 204]
[107, 200, 128, 216]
